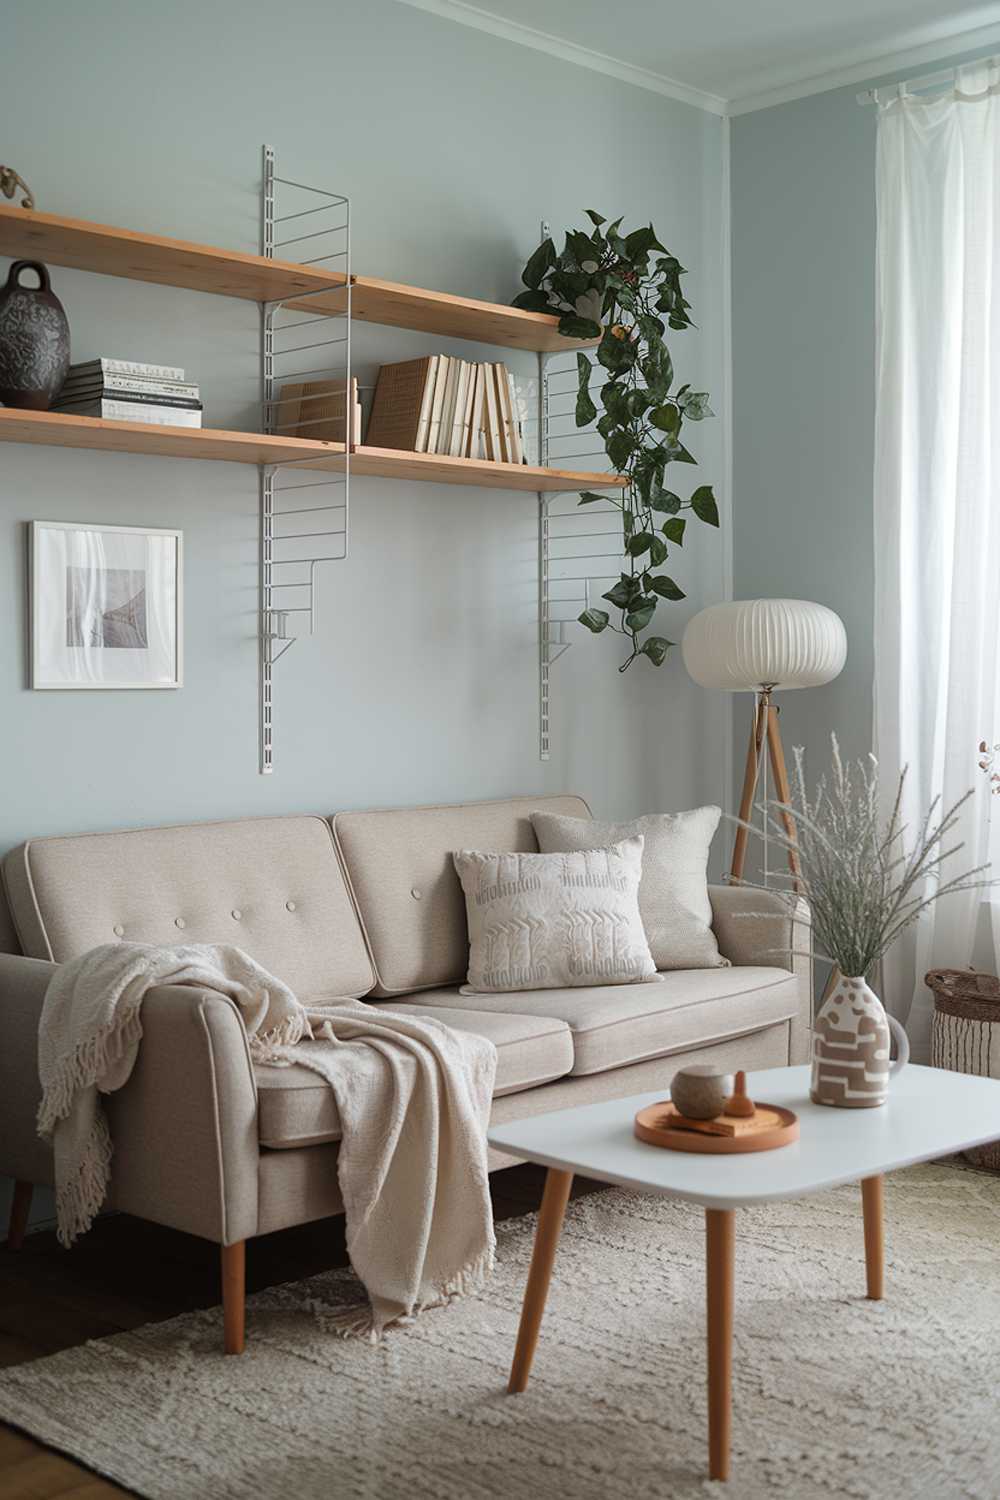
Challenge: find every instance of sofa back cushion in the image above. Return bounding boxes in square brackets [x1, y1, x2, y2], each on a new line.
[3, 815, 375, 1002]
[331, 794, 591, 996]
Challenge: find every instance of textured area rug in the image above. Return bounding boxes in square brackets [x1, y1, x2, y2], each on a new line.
[1, 1164, 999, 1499]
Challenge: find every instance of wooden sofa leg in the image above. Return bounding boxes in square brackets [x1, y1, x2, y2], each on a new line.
[5, 1181, 33, 1251]
[222, 1240, 246, 1355]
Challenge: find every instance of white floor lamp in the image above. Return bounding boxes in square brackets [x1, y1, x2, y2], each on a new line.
[682, 599, 847, 883]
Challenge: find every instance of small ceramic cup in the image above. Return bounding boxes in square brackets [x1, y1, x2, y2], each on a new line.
[670, 1065, 734, 1120]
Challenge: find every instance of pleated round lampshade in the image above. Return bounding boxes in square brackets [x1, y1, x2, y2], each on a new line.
[681, 598, 847, 692]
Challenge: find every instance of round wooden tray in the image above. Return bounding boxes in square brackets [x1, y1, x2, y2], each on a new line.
[634, 1100, 800, 1154]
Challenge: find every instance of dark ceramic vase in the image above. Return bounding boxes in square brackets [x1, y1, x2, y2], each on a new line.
[0, 260, 71, 409]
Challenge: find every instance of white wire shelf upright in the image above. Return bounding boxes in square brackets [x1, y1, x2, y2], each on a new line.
[258, 146, 351, 774]
[529, 343, 623, 761]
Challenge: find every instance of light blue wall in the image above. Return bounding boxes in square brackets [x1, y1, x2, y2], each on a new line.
[730, 41, 999, 779]
[1, 0, 728, 1229]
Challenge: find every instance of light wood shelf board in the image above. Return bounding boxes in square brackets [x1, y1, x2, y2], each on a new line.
[0, 410, 624, 491]
[352, 446, 623, 491]
[0, 408, 347, 467]
[0, 206, 590, 352]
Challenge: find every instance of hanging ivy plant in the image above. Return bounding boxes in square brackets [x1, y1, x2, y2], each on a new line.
[514, 212, 719, 671]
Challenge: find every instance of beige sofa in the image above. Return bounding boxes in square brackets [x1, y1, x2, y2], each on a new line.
[0, 794, 810, 1353]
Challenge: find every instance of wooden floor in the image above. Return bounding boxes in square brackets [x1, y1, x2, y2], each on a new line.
[0, 1166, 603, 1498]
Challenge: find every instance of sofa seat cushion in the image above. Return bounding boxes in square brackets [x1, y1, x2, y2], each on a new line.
[403, 967, 802, 1077]
[256, 1003, 573, 1149]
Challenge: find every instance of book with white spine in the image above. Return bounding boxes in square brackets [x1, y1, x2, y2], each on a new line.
[435, 358, 462, 455]
[426, 356, 451, 454]
[414, 355, 439, 452]
[71, 358, 186, 382]
[481, 361, 502, 461]
[67, 400, 202, 428]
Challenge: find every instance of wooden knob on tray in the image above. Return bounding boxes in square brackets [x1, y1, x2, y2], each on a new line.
[724, 1071, 755, 1119]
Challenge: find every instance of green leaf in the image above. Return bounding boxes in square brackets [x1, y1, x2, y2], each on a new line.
[577, 491, 606, 506]
[641, 635, 672, 666]
[626, 389, 651, 419]
[691, 484, 720, 526]
[607, 431, 635, 470]
[671, 443, 698, 465]
[557, 313, 602, 341]
[626, 531, 654, 558]
[585, 209, 607, 227]
[575, 352, 596, 427]
[566, 229, 598, 269]
[579, 608, 610, 634]
[597, 323, 636, 374]
[602, 577, 638, 609]
[522, 237, 556, 290]
[648, 536, 668, 567]
[625, 225, 665, 259]
[650, 403, 681, 436]
[651, 489, 682, 515]
[640, 341, 673, 401]
[680, 391, 714, 421]
[662, 516, 686, 545]
[626, 602, 656, 633]
[649, 574, 685, 600]
[512, 288, 553, 313]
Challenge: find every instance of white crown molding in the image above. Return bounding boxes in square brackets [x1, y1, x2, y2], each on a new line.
[394, 0, 728, 115]
[725, 15, 1000, 115]
[396, 0, 1000, 120]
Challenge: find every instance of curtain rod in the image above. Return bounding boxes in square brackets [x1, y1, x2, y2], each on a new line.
[857, 56, 998, 105]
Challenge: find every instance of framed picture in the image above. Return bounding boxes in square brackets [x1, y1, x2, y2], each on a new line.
[30, 521, 183, 690]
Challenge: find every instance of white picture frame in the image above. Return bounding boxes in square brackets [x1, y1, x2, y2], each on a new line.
[30, 521, 183, 690]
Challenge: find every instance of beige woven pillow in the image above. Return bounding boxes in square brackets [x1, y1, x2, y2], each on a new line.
[531, 807, 727, 971]
[451, 837, 657, 993]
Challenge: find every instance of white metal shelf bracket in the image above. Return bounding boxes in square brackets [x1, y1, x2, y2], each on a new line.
[258, 145, 351, 774]
[534, 338, 624, 761]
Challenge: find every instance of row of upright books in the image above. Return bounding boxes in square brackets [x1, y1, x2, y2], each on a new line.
[366, 356, 524, 463]
[53, 359, 202, 428]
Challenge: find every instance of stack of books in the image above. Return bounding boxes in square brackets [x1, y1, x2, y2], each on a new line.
[53, 359, 203, 428]
[366, 356, 524, 463]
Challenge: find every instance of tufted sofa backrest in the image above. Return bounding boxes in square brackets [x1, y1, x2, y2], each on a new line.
[2, 815, 375, 1002]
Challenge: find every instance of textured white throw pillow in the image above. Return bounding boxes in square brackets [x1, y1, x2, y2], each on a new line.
[530, 807, 727, 971]
[452, 837, 657, 993]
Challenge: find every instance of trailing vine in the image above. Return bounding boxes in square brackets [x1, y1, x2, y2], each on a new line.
[514, 212, 718, 671]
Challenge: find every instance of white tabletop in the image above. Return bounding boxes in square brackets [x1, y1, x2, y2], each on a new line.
[488, 1064, 1000, 1210]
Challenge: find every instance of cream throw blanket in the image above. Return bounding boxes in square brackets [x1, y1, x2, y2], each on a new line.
[37, 943, 497, 1339]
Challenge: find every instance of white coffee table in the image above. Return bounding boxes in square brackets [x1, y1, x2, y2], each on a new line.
[488, 1063, 1000, 1482]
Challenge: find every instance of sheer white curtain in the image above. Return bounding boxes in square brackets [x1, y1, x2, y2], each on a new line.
[874, 61, 1000, 1058]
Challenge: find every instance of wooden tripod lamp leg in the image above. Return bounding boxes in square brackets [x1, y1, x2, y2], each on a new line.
[730, 694, 767, 883]
[765, 704, 800, 880]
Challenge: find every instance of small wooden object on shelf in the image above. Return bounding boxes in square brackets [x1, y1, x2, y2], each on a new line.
[634, 1068, 799, 1154]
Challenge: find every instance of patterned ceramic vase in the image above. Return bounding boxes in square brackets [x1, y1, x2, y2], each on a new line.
[811, 974, 910, 1108]
[0, 260, 70, 409]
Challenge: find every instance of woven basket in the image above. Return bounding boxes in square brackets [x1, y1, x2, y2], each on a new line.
[927, 968, 1000, 1170]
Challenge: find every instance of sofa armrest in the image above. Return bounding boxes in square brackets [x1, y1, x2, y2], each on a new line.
[709, 884, 812, 1064]
[106, 984, 260, 1245]
[0, 953, 59, 1186]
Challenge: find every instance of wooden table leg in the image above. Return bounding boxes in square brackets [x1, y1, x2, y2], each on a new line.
[861, 1175, 884, 1300]
[507, 1168, 573, 1394]
[706, 1208, 735, 1482]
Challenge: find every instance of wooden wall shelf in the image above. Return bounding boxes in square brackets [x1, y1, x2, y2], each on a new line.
[0, 408, 624, 492]
[0, 205, 586, 353]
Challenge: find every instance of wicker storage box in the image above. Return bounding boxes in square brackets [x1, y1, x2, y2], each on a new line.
[928, 968, 1000, 1170]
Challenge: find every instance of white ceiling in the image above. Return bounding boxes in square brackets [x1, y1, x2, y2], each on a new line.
[399, 0, 1000, 113]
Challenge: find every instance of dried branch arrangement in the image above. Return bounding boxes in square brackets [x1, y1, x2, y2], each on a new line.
[733, 735, 991, 977]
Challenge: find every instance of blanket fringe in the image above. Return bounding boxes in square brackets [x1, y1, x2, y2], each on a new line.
[54, 1111, 115, 1248]
[328, 1244, 497, 1343]
[37, 1004, 145, 1140]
